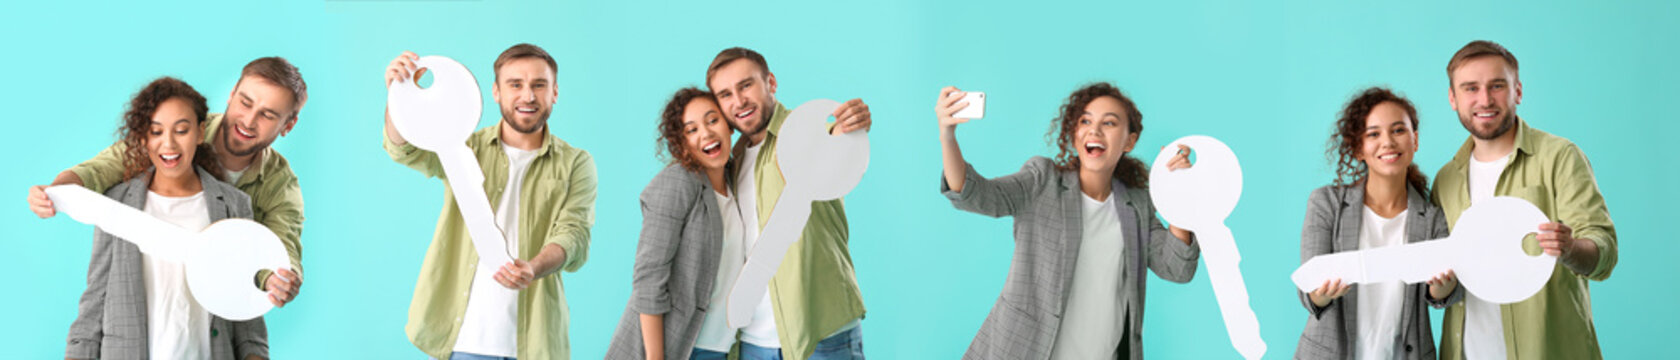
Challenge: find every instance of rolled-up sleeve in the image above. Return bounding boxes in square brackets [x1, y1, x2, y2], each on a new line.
[1553, 144, 1617, 280]
[544, 151, 597, 273]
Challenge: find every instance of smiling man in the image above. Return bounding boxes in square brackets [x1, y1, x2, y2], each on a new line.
[383, 43, 596, 360]
[1430, 40, 1618, 360]
[705, 47, 873, 360]
[27, 57, 309, 310]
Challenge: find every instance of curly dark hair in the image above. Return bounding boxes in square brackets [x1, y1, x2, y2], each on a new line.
[656, 87, 717, 173]
[119, 77, 223, 182]
[1048, 82, 1148, 189]
[1328, 87, 1428, 194]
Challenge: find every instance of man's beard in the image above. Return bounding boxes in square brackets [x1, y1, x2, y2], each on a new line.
[1460, 110, 1516, 140]
[221, 122, 274, 157]
[501, 105, 550, 134]
[737, 102, 773, 137]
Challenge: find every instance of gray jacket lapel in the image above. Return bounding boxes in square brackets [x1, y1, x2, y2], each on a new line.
[1111, 179, 1143, 285]
[199, 167, 233, 222]
[1334, 183, 1365, 349]
[1054, 170, 1083, 320]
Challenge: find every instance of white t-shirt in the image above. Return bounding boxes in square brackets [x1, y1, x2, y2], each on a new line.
[735, 142, 784, 348]
[1355, 205, 1409, 360]
[1049, 191, 1127, 360]
[453, 144, 539, 357]
[1463, 152, 1512, 360]
[694, 189, 747, 352]
[223, 168, 246, 184]
[142, 191, 213, 360]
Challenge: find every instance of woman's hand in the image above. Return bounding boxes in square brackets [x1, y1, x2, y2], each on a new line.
[1427, 270, 1458, 300]
[1308, 278, 1352, 308]
[935, 86, 973, 134]
[1165, 144, 1193, 170]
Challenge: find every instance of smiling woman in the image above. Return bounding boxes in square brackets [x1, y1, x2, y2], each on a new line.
[63, 76, 268, 359]
[119, 77, 223, 184]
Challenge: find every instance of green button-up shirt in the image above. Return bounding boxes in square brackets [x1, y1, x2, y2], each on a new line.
[70, 113, 306, 286]
[1432, 118, 1617, 360]
[385, 123, 596, 360]
[731, 102, 866, 360]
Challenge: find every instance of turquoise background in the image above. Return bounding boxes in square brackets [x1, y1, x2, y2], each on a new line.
[3, 0, 1674, 358]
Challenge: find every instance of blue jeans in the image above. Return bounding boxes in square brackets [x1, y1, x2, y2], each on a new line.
[691, 348, 729, 360]
[740, 326, 865, 360]
[445, 352, 515, 360]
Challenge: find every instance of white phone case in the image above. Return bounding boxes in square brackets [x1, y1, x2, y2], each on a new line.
[954, 91, 985, 119]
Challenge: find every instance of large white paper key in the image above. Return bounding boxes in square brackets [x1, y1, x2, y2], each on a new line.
[725, 99, 869, 328]
[1291, 196, 1553, 304]
[387, 55, 514, 266]
[46, 185, 290, 321]
[1149, 135, 1265, 360]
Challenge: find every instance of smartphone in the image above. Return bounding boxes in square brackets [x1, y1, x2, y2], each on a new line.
[954, 91, 985, 119]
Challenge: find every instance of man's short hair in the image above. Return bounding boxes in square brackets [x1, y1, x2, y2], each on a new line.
[241, 56, 307, 120]
[1447, 40, 1519, 82]
[706, 47, 770, 88]
[494, 43, 558, 82]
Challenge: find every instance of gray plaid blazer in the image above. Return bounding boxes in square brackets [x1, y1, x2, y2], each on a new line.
[942, 157, 1201, 360]
[65, 167, 268, 360]
[607, 164, 729, 359]
[1295, 182, 1463, 360]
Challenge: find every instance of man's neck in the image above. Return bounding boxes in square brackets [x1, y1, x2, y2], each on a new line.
[745, 129, 768, 147]
[1471, 125, 1518, 162]
[501, 121, 545, 150]
[744, 99, 778, 147]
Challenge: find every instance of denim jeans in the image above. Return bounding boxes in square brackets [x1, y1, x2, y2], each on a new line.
[740, 326, 864, 360]
[445, 352, 515, 360]
[691, 347, 729, 360]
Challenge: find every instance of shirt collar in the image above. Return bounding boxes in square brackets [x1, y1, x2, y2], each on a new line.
[484, 120, 560, 158]
[1449, 116, 1535, 165]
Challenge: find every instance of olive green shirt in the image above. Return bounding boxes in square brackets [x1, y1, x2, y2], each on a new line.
[385, 124, 596, 360]
[730, 102, 866, 360]
[1432, 118, 1617, 360]
[69, 113, 305, 287]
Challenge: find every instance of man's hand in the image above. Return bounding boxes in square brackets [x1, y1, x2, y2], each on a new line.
[27, 170, 86, 219]
[385, 51, 421, 87]
[28, 185, 57, 218]
[830, 98, 872, 134]
[494, 259, 537, 290]
[1539, 221, 1600, 276]
[265, 268, 301, 307]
